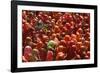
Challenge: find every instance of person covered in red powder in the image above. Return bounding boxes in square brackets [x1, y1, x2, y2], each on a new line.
[22, 10, 90, 62]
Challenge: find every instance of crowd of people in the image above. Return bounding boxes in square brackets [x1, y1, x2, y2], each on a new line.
[22, 10, 90, 62]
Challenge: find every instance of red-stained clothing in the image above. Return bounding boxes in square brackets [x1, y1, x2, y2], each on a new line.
[46, 50, 53, 61]
[39, 48, 47, 61]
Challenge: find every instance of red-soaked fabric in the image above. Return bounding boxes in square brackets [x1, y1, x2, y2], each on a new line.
[39, 49, 47, 61]
[46, 50, 53, 61]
